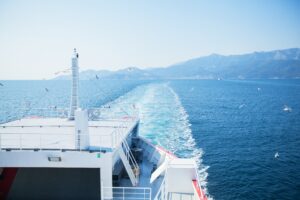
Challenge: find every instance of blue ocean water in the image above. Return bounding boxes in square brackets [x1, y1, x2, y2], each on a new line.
[0, 79, 299, 199]
[170, 80, 300, 200]
[0, 80, 148, 122]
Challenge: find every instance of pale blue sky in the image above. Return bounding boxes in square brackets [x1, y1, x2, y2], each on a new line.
[0, 0, 299, 79]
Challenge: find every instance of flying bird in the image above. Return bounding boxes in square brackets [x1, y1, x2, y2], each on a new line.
[54, 68, 71, 75]
[239, 104, 246, 109]
[283, 105, 292, 112]
[45, 88, 49, 92]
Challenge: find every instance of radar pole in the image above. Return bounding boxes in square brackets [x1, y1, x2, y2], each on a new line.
[68, 48, 79, 120]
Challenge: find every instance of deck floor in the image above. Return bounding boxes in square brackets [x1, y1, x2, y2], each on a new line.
[119, 158, 164, 198]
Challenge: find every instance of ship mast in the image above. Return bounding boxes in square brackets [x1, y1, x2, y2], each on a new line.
[68, 48, 79, 120]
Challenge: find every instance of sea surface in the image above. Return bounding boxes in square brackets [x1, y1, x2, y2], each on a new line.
[0, 79, 299, 200]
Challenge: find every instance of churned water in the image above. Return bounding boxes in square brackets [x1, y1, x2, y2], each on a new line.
[0, 79, 299, 200]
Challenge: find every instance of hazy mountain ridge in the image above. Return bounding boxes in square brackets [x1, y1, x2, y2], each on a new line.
[54, 48, 300, 80]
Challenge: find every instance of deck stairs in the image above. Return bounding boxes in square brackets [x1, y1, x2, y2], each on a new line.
[118, 140, 140, 186]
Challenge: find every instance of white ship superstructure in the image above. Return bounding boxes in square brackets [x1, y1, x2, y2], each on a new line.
[0, 50, 207, 200]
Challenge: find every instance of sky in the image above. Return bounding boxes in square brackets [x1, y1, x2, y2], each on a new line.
[0, 0, 300, 80]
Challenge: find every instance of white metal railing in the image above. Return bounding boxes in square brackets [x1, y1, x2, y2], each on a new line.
[0, 122, 134, 151]
[118, 139, 140, 186]
[0, 107, 137, 124]
[122, 140, 139, 174]
[103, 187, 151, 200]
[168, 193, 194, 200]
[88, 107, 138, 121]
[0, 132, 106, 151]
[111, 121, 131, 150]
[9, 108, 69, 119]
[153, 177, 167, 200]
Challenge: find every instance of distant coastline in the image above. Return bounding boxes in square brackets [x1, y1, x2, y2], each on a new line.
[54, 48, 300, 80]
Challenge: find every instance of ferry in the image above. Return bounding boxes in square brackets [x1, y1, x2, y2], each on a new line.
[0, 49, 207, 200]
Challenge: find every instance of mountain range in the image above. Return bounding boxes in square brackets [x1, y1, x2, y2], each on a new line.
[54, 48, 300, 80]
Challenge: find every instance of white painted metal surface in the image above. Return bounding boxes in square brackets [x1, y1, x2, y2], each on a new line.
[68, 48, 79, 120]
[150, 158, 169, 184]
[0, 117, 137, 151]
[75, 109, 89, 149]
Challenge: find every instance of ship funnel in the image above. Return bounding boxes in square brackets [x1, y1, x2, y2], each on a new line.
[68, 48, 79, 120]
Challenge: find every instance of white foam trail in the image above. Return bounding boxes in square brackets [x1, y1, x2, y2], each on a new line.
[168, 84, 211, 198]
[101, 83, 211, 198]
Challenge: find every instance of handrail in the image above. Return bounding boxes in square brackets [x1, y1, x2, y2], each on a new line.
[120, 139, 140, 185]
[103, 187, 151, 200]
[0, 125, 128, 128]
[0, 107, 138, 124]
[0, 132, 112, 152]
[123, 140, 139, 170]
[153, 177, 166, 200]
[192, 169, 207, 200]
[0, 117, 138, 151]
[0, 132, 111, 136]
[168, 192, 194, 200]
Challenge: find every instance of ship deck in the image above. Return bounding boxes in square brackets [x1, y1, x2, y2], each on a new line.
[119, 158, 164, 198]
[0, 117, 138, 151]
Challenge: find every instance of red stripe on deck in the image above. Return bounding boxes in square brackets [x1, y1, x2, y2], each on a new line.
[156, 146, 177, 158]
[0, 168, 18, 200]
[140, 137, 177, 158]
[192, 180, 208, 200]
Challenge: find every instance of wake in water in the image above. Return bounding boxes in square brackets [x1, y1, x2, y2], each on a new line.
[100, 83, 211, 198]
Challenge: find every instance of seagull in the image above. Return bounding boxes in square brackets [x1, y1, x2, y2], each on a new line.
[239, 104, 246, 109]
[45, 88, 49, 92]
[54, 68, 71, 75]
[274, 152, 279, 159]
[283, 105, 292, 112]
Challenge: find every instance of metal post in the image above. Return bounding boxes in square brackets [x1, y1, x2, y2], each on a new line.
[111, 132, 114, 148]
[60, 135, 63, 151]
[123, 187, 125, 200]
[39, 133, 42, 150]
[19, 134, 22, 150]
[99, 135, 101, 152]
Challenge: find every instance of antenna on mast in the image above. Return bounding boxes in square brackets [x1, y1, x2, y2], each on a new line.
[68, 48, 79, 120]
